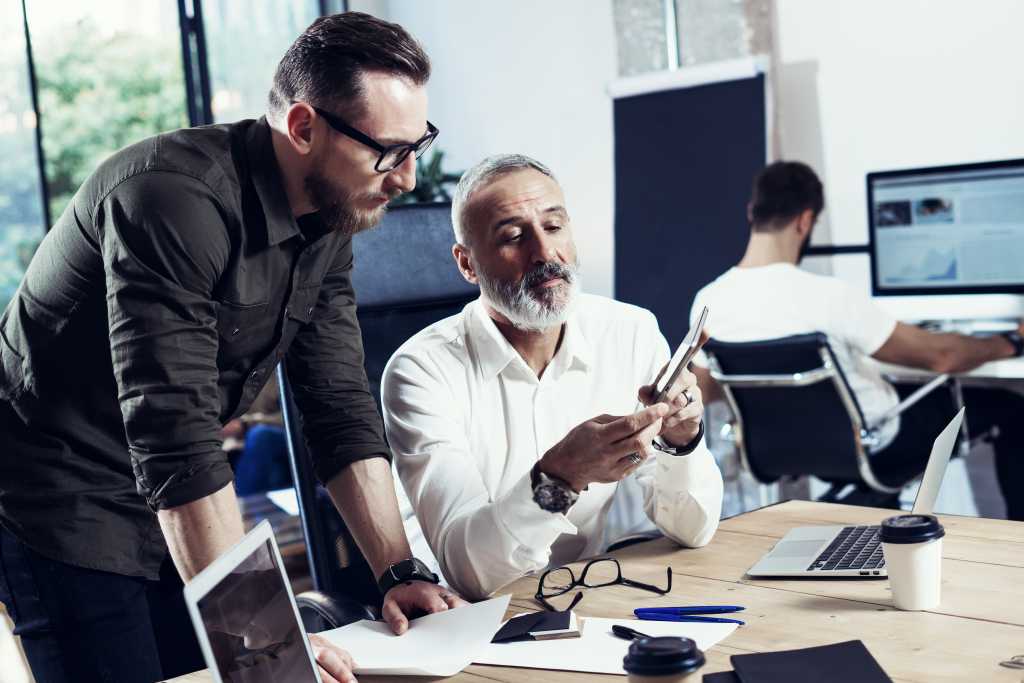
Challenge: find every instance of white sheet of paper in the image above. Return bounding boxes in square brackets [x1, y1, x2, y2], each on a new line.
[474, 616, 737, 675]
[266, 488, 299, 516]
[320, 595, 511, 676]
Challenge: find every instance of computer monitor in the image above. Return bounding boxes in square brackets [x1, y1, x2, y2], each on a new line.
[868, 158, 1024, 297]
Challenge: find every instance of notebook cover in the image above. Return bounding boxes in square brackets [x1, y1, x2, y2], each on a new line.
[491, 610, 573, 643]
[731, 640, 892, 683]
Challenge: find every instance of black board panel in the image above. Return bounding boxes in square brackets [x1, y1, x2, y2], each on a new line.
[614, 74, 767, 346]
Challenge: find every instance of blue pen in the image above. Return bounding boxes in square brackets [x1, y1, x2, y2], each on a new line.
[634, 605, 746, 626]
[635, 605, 745, 616]
[635, 613, 746, 625]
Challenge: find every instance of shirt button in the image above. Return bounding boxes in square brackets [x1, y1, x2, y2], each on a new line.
[284, 307, 290, 317]
[306, 306, 314, 316]
[231, 327, 240, 336]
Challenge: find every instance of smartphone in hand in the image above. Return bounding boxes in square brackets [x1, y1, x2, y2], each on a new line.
[653, 306, 710, 404]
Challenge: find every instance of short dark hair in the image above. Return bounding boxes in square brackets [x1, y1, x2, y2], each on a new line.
[268, 12, 431, 124]
[749, 161, 824, 232]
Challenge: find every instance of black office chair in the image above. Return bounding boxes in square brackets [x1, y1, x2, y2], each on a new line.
[280, 202, 478, 632]
[703, 333, 953, 506]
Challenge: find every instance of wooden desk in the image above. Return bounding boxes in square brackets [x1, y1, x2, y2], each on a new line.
[166, 500, 1024, 683]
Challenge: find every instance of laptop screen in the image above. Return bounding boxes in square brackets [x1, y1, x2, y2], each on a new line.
[196, 539, 318, 683]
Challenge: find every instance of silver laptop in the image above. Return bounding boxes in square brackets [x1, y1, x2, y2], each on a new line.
[746, 408, 964, 578]
[183, 520, 322, 683]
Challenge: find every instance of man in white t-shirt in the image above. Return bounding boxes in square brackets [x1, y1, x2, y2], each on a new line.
[381, 154, 724, 599]
[690, 161, 1024, 517]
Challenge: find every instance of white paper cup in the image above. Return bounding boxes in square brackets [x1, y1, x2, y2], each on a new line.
[880, 514, 945, 611]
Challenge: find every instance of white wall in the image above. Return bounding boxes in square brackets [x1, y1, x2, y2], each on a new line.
[775, 0, 1024, 249]
[351, 0, 620, 297]
[350, 1, 1024, 303]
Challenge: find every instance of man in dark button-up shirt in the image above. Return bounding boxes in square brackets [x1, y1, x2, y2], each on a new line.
[0, 13, 463, 683]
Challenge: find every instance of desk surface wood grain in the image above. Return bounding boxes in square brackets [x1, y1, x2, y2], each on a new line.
[165, 500, 1024, 683]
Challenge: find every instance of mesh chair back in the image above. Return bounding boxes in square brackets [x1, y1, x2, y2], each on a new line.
[352, 202, 479, 407]
[704, 333, 869, 485]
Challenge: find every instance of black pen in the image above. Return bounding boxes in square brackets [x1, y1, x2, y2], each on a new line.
[612, 624, 654, 641]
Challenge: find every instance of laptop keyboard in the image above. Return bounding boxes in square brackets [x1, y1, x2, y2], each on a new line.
[807, 525, 886, 572]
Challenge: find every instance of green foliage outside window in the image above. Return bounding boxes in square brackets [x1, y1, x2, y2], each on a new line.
[35, 16, 188, 222]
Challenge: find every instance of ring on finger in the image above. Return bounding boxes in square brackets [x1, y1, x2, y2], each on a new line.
[681, 388, 694, 406]
[627, 453, 643, 466]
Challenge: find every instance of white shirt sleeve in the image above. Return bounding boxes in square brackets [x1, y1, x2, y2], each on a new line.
[382, 350, 576, 600]
[633, 313, 724, 547]
[828, 280, 898, 355]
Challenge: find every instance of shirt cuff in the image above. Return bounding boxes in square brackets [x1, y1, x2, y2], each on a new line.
[654, 437, 715, 490]
[134, 452, 235, 511]
[313, 448, 391, 486]
[492, 469, 577, 551]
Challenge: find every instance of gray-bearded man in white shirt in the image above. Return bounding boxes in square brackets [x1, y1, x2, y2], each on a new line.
[381, 154, 724, 600]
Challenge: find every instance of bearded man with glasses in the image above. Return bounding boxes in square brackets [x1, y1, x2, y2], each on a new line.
[0, 13, 464, 683]
[381, 154, 725, 601]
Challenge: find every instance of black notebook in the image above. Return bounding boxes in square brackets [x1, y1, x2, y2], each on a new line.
[491, 610, 580, 643]
[725, 640, 892, 683]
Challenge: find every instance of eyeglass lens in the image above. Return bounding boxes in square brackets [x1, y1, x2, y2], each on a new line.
[378, 131, 436, 172]
[579, 558, 623, 587]
[540, 567, 575, 596]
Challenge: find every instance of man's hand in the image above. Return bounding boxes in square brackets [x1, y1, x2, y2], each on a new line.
[538, 404, 670, 492]
[309, 633, 358, 683]
[381, 581, 468, 635]
[639, 367, 704, 447]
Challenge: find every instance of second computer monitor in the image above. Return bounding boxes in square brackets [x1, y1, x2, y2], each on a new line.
[868, 158, 1024, 297]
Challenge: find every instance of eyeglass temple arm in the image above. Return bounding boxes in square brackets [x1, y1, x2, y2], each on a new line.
[621, 567, 673, 594]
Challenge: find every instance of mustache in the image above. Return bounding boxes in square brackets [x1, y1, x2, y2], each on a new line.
[521, 261, 576, 290]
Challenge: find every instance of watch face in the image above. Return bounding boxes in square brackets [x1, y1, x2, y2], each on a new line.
[534, 483, 571, 513]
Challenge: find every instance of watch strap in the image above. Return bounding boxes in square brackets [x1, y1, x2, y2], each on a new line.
[1001, 331, 1024, 357]
[377, 557, 439, 595]
[653, 420, 705, 456]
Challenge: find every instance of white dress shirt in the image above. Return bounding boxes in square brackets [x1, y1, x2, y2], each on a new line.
[382, 293, 724, 599]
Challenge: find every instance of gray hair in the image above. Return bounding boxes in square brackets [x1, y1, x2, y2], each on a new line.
[450, 154, 557, 246]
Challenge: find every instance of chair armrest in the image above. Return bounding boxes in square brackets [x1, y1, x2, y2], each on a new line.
[868, 373, 951, 432]
[295, 590, 379, 633]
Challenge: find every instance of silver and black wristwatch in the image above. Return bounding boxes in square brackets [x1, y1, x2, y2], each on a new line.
[377, 557, 440, 595]
[531, 463, 579, 514]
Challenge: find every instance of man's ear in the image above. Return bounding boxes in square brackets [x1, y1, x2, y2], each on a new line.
[796, 208, 816, 238]
[284, 103, 317, 156]
[452, 243, 478, 285]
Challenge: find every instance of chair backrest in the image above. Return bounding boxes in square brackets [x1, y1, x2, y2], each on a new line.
[279, 202, 477, 608]
[703, 333, 872, 486]
[351, 202, 479, 407]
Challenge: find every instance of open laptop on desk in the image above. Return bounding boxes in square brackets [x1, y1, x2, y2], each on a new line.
[747, 408, 963, 578]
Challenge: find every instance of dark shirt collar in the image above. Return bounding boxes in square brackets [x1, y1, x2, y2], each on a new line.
[245, 117, 301, 247]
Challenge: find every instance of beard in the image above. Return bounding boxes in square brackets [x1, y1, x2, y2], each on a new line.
[304, 163, 401, 236]
[476, 258, 581, 333]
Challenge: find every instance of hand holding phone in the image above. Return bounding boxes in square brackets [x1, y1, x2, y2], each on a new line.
[653, 306, 709, 404]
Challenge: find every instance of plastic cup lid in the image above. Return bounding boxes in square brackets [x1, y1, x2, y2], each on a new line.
[879, 514, 945, 544]
[623, 636, 706, 675]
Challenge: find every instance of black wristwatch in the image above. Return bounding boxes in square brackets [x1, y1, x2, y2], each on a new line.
[1001, 330, 1024, 357]
[377, 557, 440, 595]
[653, 420, 705, 456]
[531, 463, 579, 514]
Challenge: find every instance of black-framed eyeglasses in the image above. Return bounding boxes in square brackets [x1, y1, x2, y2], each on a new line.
[534, 557, 672, 612]
[311, 105, 439, 173]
